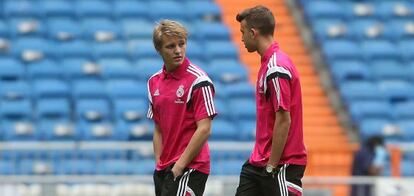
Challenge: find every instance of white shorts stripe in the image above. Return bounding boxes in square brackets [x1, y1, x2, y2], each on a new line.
[176, 170, 190, 196]
[287, 181, 303, 193]
[278, 164, 288, 196]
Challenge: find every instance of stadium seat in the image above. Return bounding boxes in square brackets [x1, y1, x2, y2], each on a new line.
[27, 59, 62, 79]
[0, 81, 30, 100]
[47, 19, 81, 41]
[212, 160, 245, 175]
[204, 41, 239, 60]
[76, 0, 111, 18]
[376, 1, 413, 20]
[76, 99, 111, 122]
[397, 121, 414, 141]
[57, 41, 91, 59]
[56, 160, 96, 175]
[121, 19, 153, 39]
[114, 99, 146, 123]
[398, 40, 414, 62]
[378, 80, 414, 103]
[19, 159, 53, 175]
[97, 159, 136, 175]
[149, 1, 186, 21]
[209, 60, 248, 83]
[4, 0, 41, 17]
[330, 60, 371, 84]
[210, 119, 238, 140]
[42, 0, 74, 17]
[401, 160, 414, 176]
[9, 18, 46, 37]
[0, 21, 9, 37]
[92, 42, 128, 59]
[339, 81, 385, 104]
[214, 99, 231, 120]
[0, 99, 32, 120]
[312, 19, 349, 41]
[229, 98, 256, 121]
[371, 61, 409, 81]
[349, 100, 392, 126]
[36, 98, 70, 121]
[348, 19, 384, 41]
[305, 1, 345, 22]
[394, 101, 414, 120]
[32, 79, 70, 99]
[322, 40, 362, 62]
[134, 159, 156, 175]
[185, 1, 221, 22]
[114, 0, 149, 20]
[72, 79, 107, 99]
[81, 19, 121, 41]
[129, 40, 158, 59]
[359, 119, 393, 140]
[344, 2, 376, 20]
[186, 40, 203, 60]
[195, 22, 230, 41]
[0, 160, 15, 175]
[117, 120, 153, 140]
[2, 120, 38, 140]
[0, 58, 25, 80]
[62, 58, 101, 79]
[384, 20, 414, 42]
[106, 80, 147, 99]
[238, 120, 256, 141]
[12, 38, 54, 61]
[225, 82, 254, 98]
[39, 120, 79, 141]
[99, 59, 137, 80]
[135, 58, 163, 80]
[361, 40, 399, 61]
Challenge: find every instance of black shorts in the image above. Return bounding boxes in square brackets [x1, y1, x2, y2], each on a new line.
[235, 161, 305, 196]
[153, 165, 208, 196]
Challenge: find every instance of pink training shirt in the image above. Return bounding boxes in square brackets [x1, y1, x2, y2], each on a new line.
[147, 58, 217, 174]
[249, 42, 307, 167]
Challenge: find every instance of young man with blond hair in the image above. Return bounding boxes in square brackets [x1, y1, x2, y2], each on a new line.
[235, 6, 307, 196]
[147, 19, 217, 196]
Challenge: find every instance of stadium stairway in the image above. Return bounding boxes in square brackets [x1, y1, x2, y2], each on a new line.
[215, 0, 355, 189]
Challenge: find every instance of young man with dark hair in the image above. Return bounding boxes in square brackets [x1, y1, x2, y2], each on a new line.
[147, 19, 217, 196]
[235, 6, 307, 196]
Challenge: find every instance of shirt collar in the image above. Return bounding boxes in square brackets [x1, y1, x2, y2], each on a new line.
[261, 42, 279, 65]
[162, 58, 190, 80]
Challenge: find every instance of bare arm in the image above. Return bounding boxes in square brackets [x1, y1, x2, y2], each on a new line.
[172, 118, 212, 178]
[153, 123, 162, 163]
[267, 110, 291, 167]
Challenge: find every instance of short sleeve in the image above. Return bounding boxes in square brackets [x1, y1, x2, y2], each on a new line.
[265, 66, 292, 112]
[191, 82, 217, 121]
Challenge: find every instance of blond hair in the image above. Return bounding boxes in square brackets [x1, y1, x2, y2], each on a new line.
[153, 20, 188, 51]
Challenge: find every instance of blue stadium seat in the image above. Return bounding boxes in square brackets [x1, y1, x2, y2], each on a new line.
[117, 120, 152, 140]
[212, 160, 244, 175]
[305, 1, 345, 21]
[186, 40, 203, 60]
[56, 41, 91, 59]
[56, 160, 96, 175]
[195, 22, 230, 41]
[47, 19, 81, 41]
[214, 99, 231, 120]
[394, 101, 414, 120]
[99, 59, 137, 80]
[0, 58, 24, 80]
[76, 0, 111, 18]
[114, 99, 146, 123]
[238, 120, 256, 141]
[121, 19, 153, 39]
[149, 1, 186, 21]
[229, 99, 256, 121]
[359, 119, 392, 140]
[72, 79, 107, 99]
[371, 61, 409, 81]
[36, 98, 70, 121]
[9, 18, 46, 37]
[76, 99, 111, 122]
[312, 19, 349, 41]
[225, 82, 254, 98]
[39, 120, 79, 141]
[205, 41, 238, 60]
[322, 40, 362, 62]
[134, 159, 156, 175]
[97, 159, 136, 175]
[211, 119, 237, 140]
[27, 59, 62, 79]
[0, 21, 9, 37]
[92, 42, 127, 59]
[0, 81, 30, 100]
[361, 40, 399, 61]
[339, 81, 385, 104]
[114, 0, 148, 20]
[107, 80, 147, 99]
[349, 101, 392, 126]
[397, 121, 414, 141]
[330, 60, 371, 84]
[376, 1, 413, 20]
[349, 19, 384, 41]
[135, 58, 163, 80]
[62, 58, 101, 79]
[4, 0, 41, 17]
[129, 40, 158, 59]
[378, 80, 414, 103]
[42, 0, 74, 17]
[401, 160, 414, 176]
[344, 2, 376, 20]
[81, 19, 121, 41]
[2, 120, 38, 140]
[0, 99, 32, 120]
[384, 20, 414, 42]
[0, 160, 15, 175]
[19, 160, 53, 175]
[209, 60, 248, 83]
[32, 79, 70, 99]
[213, 83, 229, 100]
[78, 121, 117, 140]
[12, 38, 55, 61]
[398, 40, 414, 62]
[79, 150, 126, 160]
[185, 1, 221, 22]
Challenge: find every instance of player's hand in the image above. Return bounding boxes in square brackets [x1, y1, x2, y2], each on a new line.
[171, 164, 184, 181]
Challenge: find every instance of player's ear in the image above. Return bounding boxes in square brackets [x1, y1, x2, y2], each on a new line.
[250, 28, 258, 38]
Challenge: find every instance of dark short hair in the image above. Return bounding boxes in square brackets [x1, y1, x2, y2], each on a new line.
[366, 135, 384, 149]
[236, 5, 275, 36]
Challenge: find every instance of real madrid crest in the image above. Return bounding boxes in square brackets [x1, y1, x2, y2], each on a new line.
[176, 85, 184, 98]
